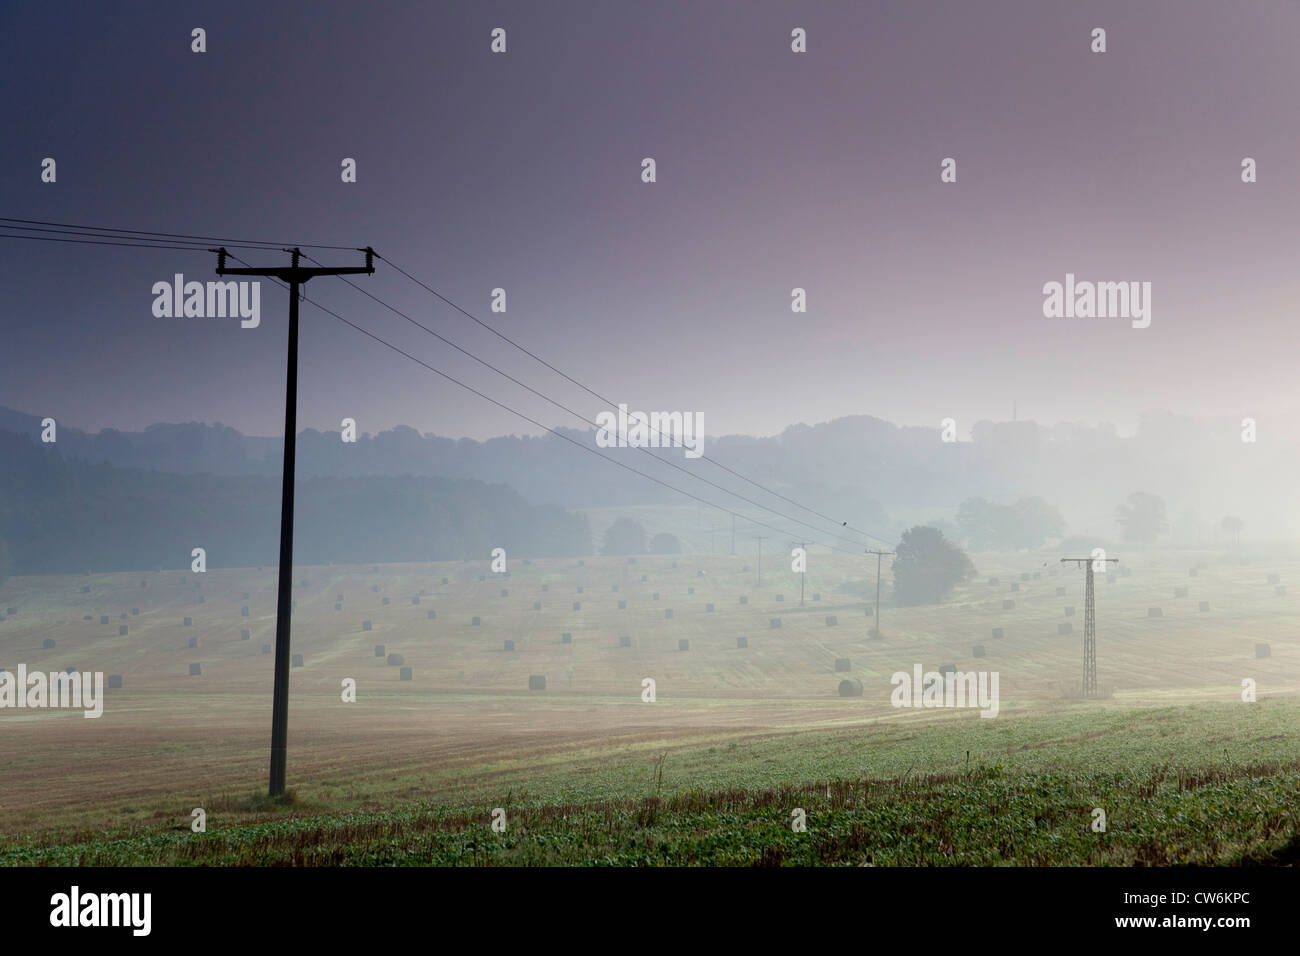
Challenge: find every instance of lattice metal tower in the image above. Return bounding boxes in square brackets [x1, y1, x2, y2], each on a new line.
[1060, 556, 1118, 697]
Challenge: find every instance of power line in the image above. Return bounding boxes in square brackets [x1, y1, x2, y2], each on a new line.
[0, 216, 356, 250]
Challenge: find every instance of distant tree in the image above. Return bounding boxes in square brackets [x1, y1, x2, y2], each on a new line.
[601, 517, 647, 556]
[648, 532, 682, 554]
[956, 496, 1064, 551]
[1115, 492, 1169, 545]
[0, 536, 10, 590]
[956, 498, 1001, 551]
[891, 525, 977, 606]
[1007, 497, 1066, 550]
[1220, 515, 1243, 548]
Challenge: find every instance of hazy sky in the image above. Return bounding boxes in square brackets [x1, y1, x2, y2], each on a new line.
[2, 0, 1298, 441]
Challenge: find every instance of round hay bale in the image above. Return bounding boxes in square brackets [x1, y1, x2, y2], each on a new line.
[992, 627, 1004, 639]
[770, 618, 782, 629]
[542, 583, 549, 591]
[825, 615, 838, 626]
[664, 609, 673, 619]
[618, 635, 631, 647]
[382, 597, 391, 606]
[1198, 601, 1210, 612]
[1256, 642, 1271, 659]
[291, 654, 304, 667]
[561, 632, 572, 643]
[335, 603, 342, 611]
[573, 602, 581, 611]
[706, 603, 714, 612]
[43, 638, 56, 649]
[189, 663, 202, 676]
[678, 639, 690, 651]
[504, 640, 515, 651]
[83, 615, 92, 621]
[813, 593, 822, 601]
[387, 653, 404, 666]
[619, 600, 627, 609]
[427, 609, 437, 620]
[107, 675, 123, 689]
[737, 636, 748, 648]
[119, 625, 128, 636]
[1058, 622, 1073, 635]
[240, 628, 250, 640]
[534, 601, 542, 610]
[641, 575, 648, 582]
[1148, 607, 1163, 618]
[529, 674, 546, 691]
[1010, 583, 1020, 592]
[374, 645, 385, 657]
[183, 617, 193, 626]
[973, 644, 986, 658]
[838, 678, 863, 697]
[834, 658, 851, 672]
[1002, 600, 1015, 610]
[400, 666, 413, 680]
[1065, 607, 1075, 617]
[241, 606, 250, 617]
[262, 643, 272, 654]
[653, 592, 660, 601]
[775, 594, 784, 602]
[472, 616, 482, 626]
[739, 596, 748, 604]
[938, 663, 957, 677]
[131, 608, 139, 615]
[576, 585, 584, 593]
[442, 577, 449, 585]
[689, 587, 695, 595]
[362, 620, 372, 631]
[412, 596, 421, 605]
[188, 636, 200, 648]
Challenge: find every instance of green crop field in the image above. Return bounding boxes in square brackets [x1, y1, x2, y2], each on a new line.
[0, 548, 1297, 864]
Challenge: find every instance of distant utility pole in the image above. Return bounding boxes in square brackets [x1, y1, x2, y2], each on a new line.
[1060, 556, 1118, 698]
[213, 246, 375, 797]
[754, 536, 767, 587]
[866, 550, 894, 637]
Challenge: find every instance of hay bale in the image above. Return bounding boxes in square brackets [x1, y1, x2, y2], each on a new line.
[542, 583, 549, 592]
[534, 601, 542, 610]
[1256, 642, 1271, 659]
[938, 663, 957, 677]
[1277, 585, 1288, 596]
[1010, 583, 1020, 592]
[739, 596, 748, 604]
[80, 586, 90, 593]
[689, 587, 695, 595]
[1065, 607, 1075, 617]
[400, 666, 413, 680]
[641, 574, 648, 582]
[573, 602, 581, 611]
[1056, 587, 1066, 597]
[706, 603, 714, 612]
[1174, 587, 1188, 598]
[374, 645, 385, 657]
[619, 635, 631, 647]
[612, 584, 619, 592]
[1268, 574, 1280, 585]
[442, 577, 449, 585]
[1058, 622, 1073, 635]
[6, 607, 15, 616]
[737, 636, 748, 648]
[577, 585, 584, 593]
[119, 625, 128, 636]
[183, 617, 193, 626]
[973, 644, 986, 658]
[992, 627, 1004, 639]
[653, 592, 660, 601]
[665, 609, 673, 619]
[504, 640, 515, 651]
[619, 600, 627, 609]
[834, 658, 851, 672]
[336, 593, 343, 601]
[1032, 572, 1041, 580]
[188, 636, 200, 648]
[189, 663, 202, 676]
[813, 593, 822, 601]
[241, 606, 250, 617]
[387, 653, 404, 666]
[529, 674, 546, 691]
[427, 609, 437, 619]
[382, 597, 391, 606]
[1189, 569, 1198, 578]
[825, 615, 838, 626]
[108, 675, 123, 689]
[1148, 607, 1163, 618]
[770, 618, 781, 628]
[775, 594, 784, 602]
[678, 639, 690, 651]
[292, 654, 304, 667]
[987, 577, 999, 586]
[1020, 572, 1030, 581]
[500, 589, 508, 597]
[335, 603, 342, 611]
[131, 608, 139, 615]
[562, 632, 572, 643]
[1198, 601, 1210, 612]
[838, 678, 863, 697]
[83, 615, 92, 621]
[43, 638, 55, 648]
[472, 616, 482, 626]
[1002, 600, 1015, 610]
[362, 620, 372, 631]
[262, 643, 272, 654]
[478, 575, 486, 582]
[240, 628, 250, 640]
[412, 596, 421, 605]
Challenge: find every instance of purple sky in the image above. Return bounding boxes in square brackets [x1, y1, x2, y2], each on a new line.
[2, 0, 1298, 441]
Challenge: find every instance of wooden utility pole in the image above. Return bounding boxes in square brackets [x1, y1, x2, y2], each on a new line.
[866, 549, 894, 638]
[754, 536, 767, 587]
[1060, 556, 1118, 697]
[212, 246, 375, 796]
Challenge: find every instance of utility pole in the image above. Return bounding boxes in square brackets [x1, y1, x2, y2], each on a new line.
[730, 514, 735, 555]
[212, 246, 375, 797]
[800, 541, 806, 606]
[1060, 556, 1118, 697]
[754, 536, 767, 587]
[866, 550, 894, 638]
